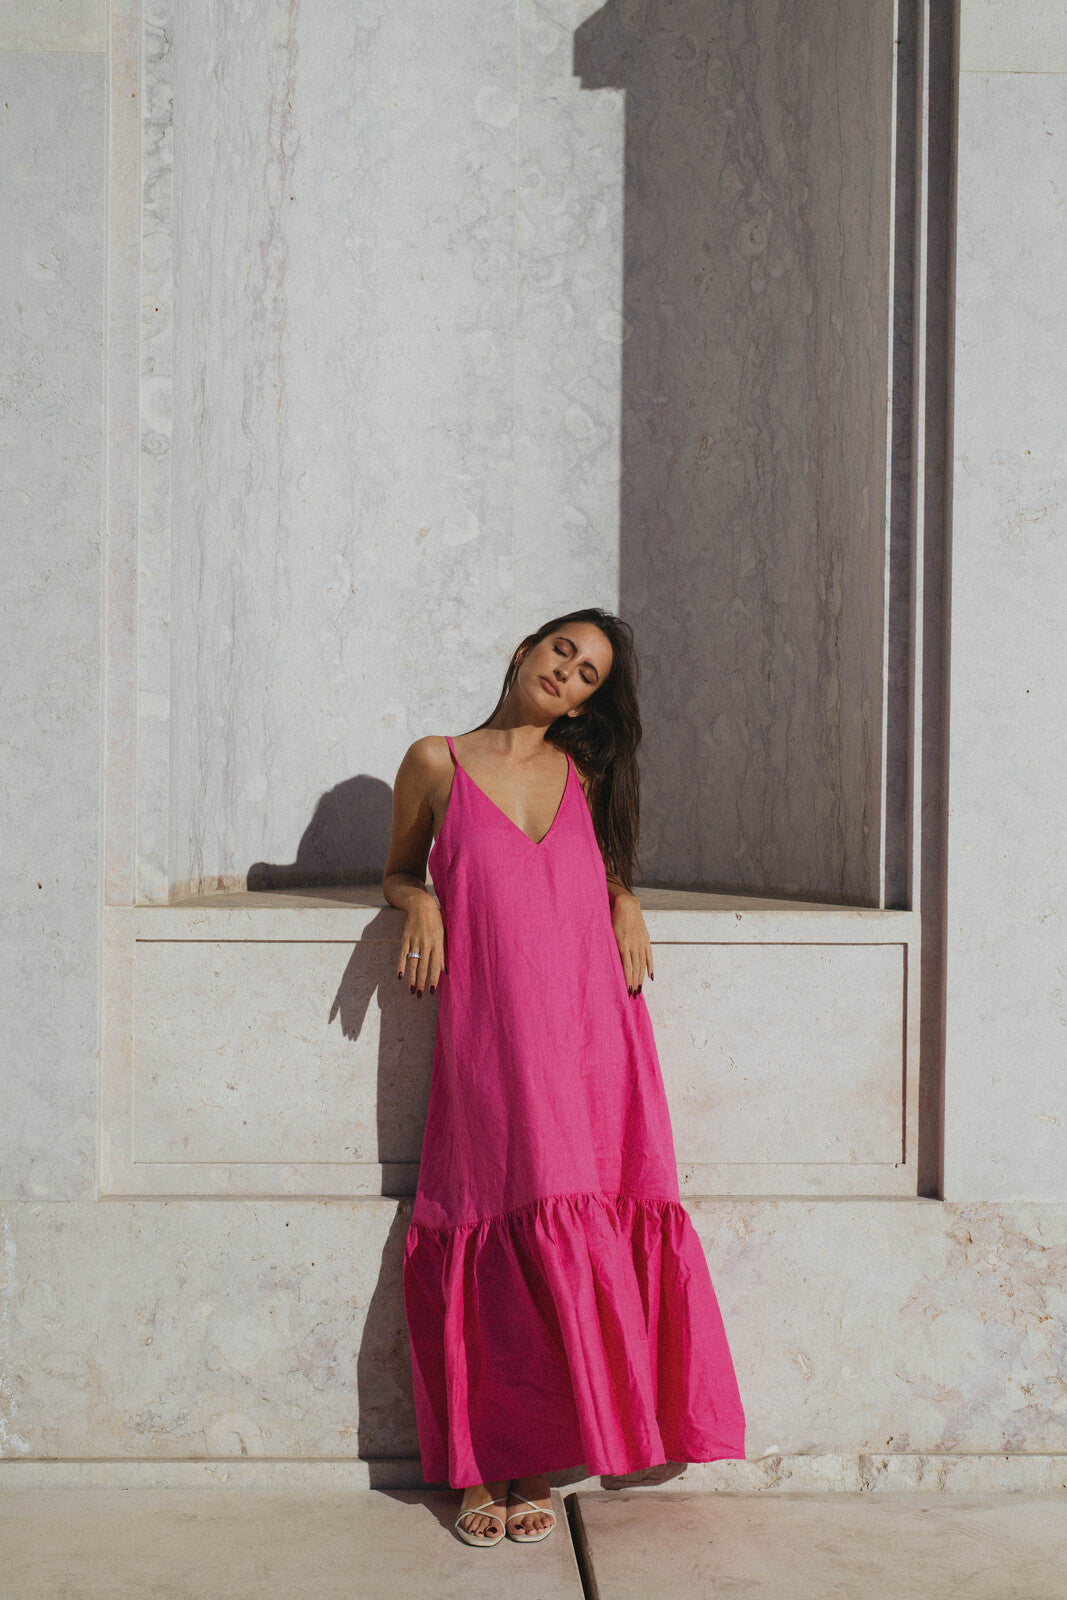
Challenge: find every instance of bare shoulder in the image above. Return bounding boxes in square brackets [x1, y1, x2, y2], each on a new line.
[393, 735, 452, 800]
[403, 734, 453, 776]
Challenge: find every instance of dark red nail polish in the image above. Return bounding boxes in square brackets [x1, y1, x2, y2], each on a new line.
[417, 989, 423, 998]
[397, 970, 403, 979]
[429, 985, 435, 994]
[410, 984, 415, 994]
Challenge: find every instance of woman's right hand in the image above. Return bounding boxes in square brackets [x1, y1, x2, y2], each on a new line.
[397, 892, 447, 997]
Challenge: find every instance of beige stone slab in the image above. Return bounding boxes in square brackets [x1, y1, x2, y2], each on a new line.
[0, 1487, 584, 1600]
[0, 0, 106, 53]
[657, 942, 905, 1166]
[3, 1455, 1067, 1496]
[571, 1489, 1067, 1600]
[157, 885, 918, 931]
[5, 1198, 1066, 1463]
[959, 0, 1067, 74]
[101, 899, 918, 1197]
[0, 45, 107, 1205]
[125, 933, 902, 1167]
[945, 69, 1067, 1202]
[131, 937, 436, 1165]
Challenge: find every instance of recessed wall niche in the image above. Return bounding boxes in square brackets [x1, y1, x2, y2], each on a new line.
[128, 0, 907, 908]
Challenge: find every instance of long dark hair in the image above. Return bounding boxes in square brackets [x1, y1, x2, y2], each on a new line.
[473, 607, 642, 891]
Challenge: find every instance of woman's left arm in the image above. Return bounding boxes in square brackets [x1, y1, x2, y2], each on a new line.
[575, 763, 654, 995]
[607, 876, 654, 995]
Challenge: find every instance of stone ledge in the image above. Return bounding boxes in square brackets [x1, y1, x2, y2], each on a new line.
[2, 1455, 1065, 1494]
[111, 886, 920, 944]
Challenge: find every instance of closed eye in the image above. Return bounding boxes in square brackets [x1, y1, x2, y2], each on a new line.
[555, 642, 596, 685]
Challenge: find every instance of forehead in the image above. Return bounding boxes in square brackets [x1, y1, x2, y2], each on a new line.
[554, 626, 612, 667]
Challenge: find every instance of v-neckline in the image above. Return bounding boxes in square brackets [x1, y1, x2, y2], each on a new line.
[450, 741, 572, 848]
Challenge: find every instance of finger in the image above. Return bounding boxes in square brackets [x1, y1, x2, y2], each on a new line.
[633, 948, 647, 993]
[406, 940, 421, 992]
[415, 945, 430, 997]
[428, 943, 443, 994]
[646, 942, 654, 980]
[624, 946, 637, 995]
[398, 939, 413, 983]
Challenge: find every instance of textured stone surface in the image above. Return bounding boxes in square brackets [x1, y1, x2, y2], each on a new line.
[572, 1490, 1067, 1600]
[944, 66, 1067, 1200]
[4, 1485, 1067, 1599]
[0, 0, 106, 52]
[959, 0, 1067, 72]
[0, 1487, 584, 1599]
[576, 0, 896, 905]
[3, 1454, 1067, 1494]
[0, 1197, 415, 1462]
[3, 1198, 1065, 1463]
[98, 898, 916, 1197]
[161, 0, 523, 898]
[0, 48, 106, 1202]
[130, 0, 898, 903]
[693, 1198, 1067, 1458]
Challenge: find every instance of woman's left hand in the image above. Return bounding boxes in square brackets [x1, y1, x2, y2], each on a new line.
[611, 892, 654, 996]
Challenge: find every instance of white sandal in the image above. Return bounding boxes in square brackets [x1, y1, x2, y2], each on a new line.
[454, 1495, 507, 1546]
[506, 1493, 557, 1543]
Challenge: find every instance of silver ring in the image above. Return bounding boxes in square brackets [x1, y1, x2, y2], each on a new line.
[404, 951, 421, 961]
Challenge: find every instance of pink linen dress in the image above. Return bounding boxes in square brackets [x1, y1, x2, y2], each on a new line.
[402, 734, 746, 1487]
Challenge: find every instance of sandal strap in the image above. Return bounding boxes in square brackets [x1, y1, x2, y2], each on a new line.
[506, 1496, 556, 1521]
[456, 1497, 506, 1525]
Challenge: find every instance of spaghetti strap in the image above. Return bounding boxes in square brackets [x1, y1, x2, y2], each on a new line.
[444, 734, 456, 764]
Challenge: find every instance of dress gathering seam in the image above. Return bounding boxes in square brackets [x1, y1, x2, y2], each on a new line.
[408, 1187, 683, 1237]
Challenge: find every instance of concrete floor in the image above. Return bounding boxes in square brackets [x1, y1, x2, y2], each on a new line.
[1, 1487, 1065, 1599]
[573, 1490, 1067, 1599]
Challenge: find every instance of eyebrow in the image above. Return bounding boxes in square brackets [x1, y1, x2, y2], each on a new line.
[557, 635, 600, 682]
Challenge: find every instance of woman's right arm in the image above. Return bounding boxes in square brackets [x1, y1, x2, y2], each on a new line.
[382, 738, 449, 999]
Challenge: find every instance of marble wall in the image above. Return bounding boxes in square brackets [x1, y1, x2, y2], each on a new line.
[0, 16, 106, 1205]
[156, 0, 624, 899]
[578, 0, 897, 904]
[2, 1196, 1065, 1467]
[95, 895, 920, 1200]
[943, 2, 1067, 1200]
[142, 0, 899, 903]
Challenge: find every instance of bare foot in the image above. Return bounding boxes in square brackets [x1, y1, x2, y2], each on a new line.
[457, 1478, 508, 1539]
[507, 1473, 555, 1537]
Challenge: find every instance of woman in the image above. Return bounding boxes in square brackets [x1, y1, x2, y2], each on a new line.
[382, 607, 745, 1546]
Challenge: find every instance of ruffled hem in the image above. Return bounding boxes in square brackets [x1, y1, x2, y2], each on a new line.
[403, 1190, 746, 1487]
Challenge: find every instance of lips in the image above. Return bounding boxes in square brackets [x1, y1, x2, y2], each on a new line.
[540, 675, 561, 697]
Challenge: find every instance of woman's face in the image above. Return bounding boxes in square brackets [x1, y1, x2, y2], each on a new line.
[517, 624, 613, 719]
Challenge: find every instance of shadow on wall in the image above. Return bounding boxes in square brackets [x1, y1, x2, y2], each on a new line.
[247, 774, 394, 889]
[575, 0, 904, 906]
